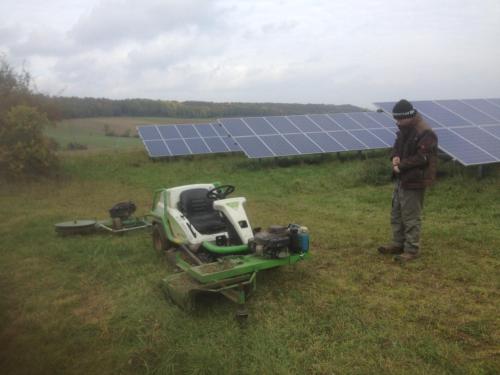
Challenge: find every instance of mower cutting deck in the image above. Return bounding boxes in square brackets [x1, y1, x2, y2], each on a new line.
[149, 183, 310, 316]
[54, 201, 151, 235]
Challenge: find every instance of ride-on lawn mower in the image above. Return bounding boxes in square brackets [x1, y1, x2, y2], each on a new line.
[150, 182, 310, 318]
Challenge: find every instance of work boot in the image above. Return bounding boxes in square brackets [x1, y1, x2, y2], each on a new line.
[393, 252, 419, 263]
[378, 244, 403, 255]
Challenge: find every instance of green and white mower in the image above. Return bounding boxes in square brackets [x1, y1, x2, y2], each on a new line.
[150, 182, 310, 317]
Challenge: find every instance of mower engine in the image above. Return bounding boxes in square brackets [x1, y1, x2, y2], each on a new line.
[109, 201, 137, 229]
[250, 224, 309, 259]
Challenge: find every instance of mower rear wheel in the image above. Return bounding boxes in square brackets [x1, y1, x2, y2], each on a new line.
[153, 224, 171, 254]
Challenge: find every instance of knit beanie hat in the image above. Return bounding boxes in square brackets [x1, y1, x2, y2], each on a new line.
[392, 99, 417, 120]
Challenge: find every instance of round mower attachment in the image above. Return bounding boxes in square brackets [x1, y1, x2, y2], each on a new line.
[54, 220, 98, 235]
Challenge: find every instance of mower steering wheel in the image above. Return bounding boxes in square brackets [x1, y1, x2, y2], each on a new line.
[207, 185, 235, 200]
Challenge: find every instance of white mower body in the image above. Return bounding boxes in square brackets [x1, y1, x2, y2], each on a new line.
[153, 183, 254, 247]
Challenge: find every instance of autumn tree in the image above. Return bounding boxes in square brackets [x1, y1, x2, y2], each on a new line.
[0, 55, 59, 177]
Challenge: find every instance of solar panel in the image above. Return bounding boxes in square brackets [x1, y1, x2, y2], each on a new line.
[265, 116, 301, 133]
[434, 128, 497, 165]
[461, 99, 500, 122]
[345, 112, 383, 129]
[196, 123, 217, 137]
[307, 114, 343, 131]
[374, 99, 500, 166]
[165, 139, 190, 155]
[328, 131, 368, 151]
[370, 128, 397, 145]
[488, 98, 500, 106]
[217, 118, 253, 137]
[204, 137, 229, 153]
[261, 135, 301, 156]
[177, 125, 198, 138]
[283, 133, 323, 154]
[218, 112, 395, 158]
[138, 126, 161, 140]
[481, 124, 500, 138]
[211, 123, 241, 152]
[137, 123, 241, 158]
[158, 126, 182, 140]
[143, 140, 169, 157]
[184, 138, 210, 154]
[452, 127, 500, 159]
[287, 115, 323, 133]
[436, 100, 497, 125]
[244, 117, 278, 135]
[307, 132, 345, 152]
[350, 129, 389, 149]
[365, 112, 396, 129]
[410, 101, 471, 127]
[234, 137, 274, 158]
[329, 113, 363, 130]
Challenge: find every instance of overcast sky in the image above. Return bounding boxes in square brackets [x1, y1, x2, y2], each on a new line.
[1, 0, 499, 108]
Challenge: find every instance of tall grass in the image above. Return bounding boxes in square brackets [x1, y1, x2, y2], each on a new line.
[0, 149, 499, 375]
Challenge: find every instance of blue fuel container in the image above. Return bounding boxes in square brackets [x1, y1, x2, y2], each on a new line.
[298, 227, 309, 252]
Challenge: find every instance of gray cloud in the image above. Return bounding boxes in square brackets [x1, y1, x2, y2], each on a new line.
[10, 28, 76, 57]
[69, 0, 223, 48]
[0, 26, 22, 45]
[1, 0, 499, 106]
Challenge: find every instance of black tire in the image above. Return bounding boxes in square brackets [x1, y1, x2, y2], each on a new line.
[152, 224, 171, 254]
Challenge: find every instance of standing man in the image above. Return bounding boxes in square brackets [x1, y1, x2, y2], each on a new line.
[378, 99, 438, 262]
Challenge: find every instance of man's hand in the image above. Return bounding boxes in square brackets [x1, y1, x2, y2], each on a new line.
[392, 156, 400, 166]
[393, 165, 400, 174]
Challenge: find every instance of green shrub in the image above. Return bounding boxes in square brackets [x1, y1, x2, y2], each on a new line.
[0, 105, 59, 176]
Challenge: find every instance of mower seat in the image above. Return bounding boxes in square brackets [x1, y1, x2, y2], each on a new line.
[178, 188, 227, 234]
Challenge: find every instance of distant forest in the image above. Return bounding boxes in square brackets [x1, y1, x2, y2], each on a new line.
[38, 96, 365, 119]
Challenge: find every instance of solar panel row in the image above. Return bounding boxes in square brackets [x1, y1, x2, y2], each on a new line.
[136, 98, 500, 167]
[374, 99, 500, 166]
[375, 99, 500, 128]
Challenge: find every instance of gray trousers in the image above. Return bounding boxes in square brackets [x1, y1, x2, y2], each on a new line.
[391, 181, 425, 254]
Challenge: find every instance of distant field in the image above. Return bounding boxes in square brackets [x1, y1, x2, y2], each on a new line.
[46, 116, 214, 151]
[1, 149, 499, 375]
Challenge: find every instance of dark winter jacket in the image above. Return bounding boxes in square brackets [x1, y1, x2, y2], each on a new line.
[391, 115, 438, 189]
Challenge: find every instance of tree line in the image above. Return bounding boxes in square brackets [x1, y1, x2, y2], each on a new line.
[43, 96, 362, 119]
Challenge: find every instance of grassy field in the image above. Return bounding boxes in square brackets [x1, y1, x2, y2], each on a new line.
[0, 145, 499, 374]
[45, 117, 214, 151]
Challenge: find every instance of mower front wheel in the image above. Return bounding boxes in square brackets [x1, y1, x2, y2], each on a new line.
[153, 224, 171, 254]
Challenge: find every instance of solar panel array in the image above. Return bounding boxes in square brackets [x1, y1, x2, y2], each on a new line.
[218, 112, 396, 158]
[374, 99, 500, 166]
[136, 98, 500, 167]
[137, 123, 240, 157]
